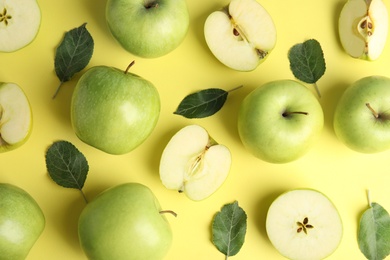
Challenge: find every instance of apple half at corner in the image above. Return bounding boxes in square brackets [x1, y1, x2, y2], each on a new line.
[204, 0, 276, 71]
[266, 189, 343, 260]
[159, 125, 231, 201]
[0, 82, 32, 153]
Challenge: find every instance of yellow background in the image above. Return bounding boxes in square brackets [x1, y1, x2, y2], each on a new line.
[2, 0, 390, 259]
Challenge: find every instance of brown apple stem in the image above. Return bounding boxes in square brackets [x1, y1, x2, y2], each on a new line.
[283, 111, 309, 117]
[124, 60, 135, 74]
[366, 103, 379, 118]
[160, 210, 178, 217]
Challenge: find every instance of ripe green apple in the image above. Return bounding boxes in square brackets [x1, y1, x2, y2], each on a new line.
[0, 0, 41, 52]
[71, 62, 160, 155]
[0, 82, 33, 153]
[0, 183, 45, 260]
[334, 75, 390, 153]
[78, 183, 174, 260]
[106, 0, 189, 58]
[266, 189, 343, 260]
[237, 80, 324, 163]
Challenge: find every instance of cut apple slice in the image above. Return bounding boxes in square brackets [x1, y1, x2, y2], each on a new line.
[159, 125, 231, 201]
[0, 0, 41, 52]
[266, 189, 343, 260]
[339, 0, 388, 60]
[204, 0, 276, 71]
[0, 83, 32, 152]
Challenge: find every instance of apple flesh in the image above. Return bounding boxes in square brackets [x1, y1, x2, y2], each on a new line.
[0, 82, 32, 153]
[0, 183, 45, 260]
[339, 0, 388, 60]
[78, 183, 173, 260]
[266, 189, 343, 260]
[159, 125, 231, 201]
[334, 75, 390, 153]
[0, 0, 41, 52]
[204, 0, 276, 71]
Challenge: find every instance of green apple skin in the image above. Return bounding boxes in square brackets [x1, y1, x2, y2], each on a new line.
[71, 65, 160, 155]
[78, 183, 173, 260]
[0, 183, 45, 260]
[238, 80, 324, 163]
[106, 0, 189, 58]
[334, 75, 390, 153]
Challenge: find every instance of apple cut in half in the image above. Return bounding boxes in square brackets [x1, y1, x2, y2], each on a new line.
[266, 189, 343, 260]
[204, 0, 276, 71]
[159, 125, 231, 201]
[339, 0, 388, 60]
[0, 82, 32, 153]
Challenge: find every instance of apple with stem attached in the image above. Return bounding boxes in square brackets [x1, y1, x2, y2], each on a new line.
[334, 75, 390, 153]
[0, 183, 45, 260]
[237, 80, 324, 163]
[0, 82, 33, 153]
[71, 61, 160, 155]
[106, 0, 189, 58]
[266, 189, 343, 260]
[159, 125, 231, 201]
[0, 0, 41, 52]
[204, 0, 277, 71]
[78, 183, 174, 260]
[339, 0, 388, 60]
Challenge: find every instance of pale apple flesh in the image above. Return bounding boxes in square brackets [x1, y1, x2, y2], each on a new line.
[159, 125, 231, 201]
[204, 0, 276, 71]
[266, 189, 343, 260]
[0, 83, 32, 152]
[339, 0, 388, 60]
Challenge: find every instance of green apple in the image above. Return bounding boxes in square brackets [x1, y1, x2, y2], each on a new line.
[78, 183, 174, 260]
[159, 125, 232, 201]
[237, 80, 324, 163]
[204, 0, 276, 71]
[71, 62, 160, 155]
[266, 189, 343, 260]
[0, 0, 41, 52]
[0, 183, 45, 260]
[339, 0, 388, 60]
[0, 82, 33, 153]
[106, 0, 189, 58]
[334, 75, 390, 153]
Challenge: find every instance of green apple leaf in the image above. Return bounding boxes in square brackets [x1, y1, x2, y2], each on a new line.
[53, 23, 94, 99]
[288, 39, 326, 98]
[45, 140, 89, 203]
[212, 201, 247, 259]
[174, 85, 242, 118]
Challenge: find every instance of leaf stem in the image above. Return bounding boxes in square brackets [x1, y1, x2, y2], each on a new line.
[80, 189, 88, 204]
[52, 81, 64, 99]
[367, 189, 372, 207]
[313, 83, 321, 98]
[227, 85, 244, 93]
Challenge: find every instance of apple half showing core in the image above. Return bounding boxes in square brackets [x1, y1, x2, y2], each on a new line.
[0, 82, 32, 153]
[204, 0, 276, 71]
[159, 125, 232, 201]
[266, 189, 343, 260]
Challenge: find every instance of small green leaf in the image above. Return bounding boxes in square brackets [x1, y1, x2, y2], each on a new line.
[288, 39, 326, 97]
[212, 201, 247, 259]
[174, 86, 242, 118]
[53, 23, 94, 98]
[358, 200, 390, 260]
[45, 140, 89, 202]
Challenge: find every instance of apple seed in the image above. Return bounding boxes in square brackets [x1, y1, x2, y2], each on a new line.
[0, 8, 12, 26]
[296, 217, 314, 234]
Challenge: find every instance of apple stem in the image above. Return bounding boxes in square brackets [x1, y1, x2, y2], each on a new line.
[160, 210, 177, 217]
[366, 103, 379, 118]
[313, 83, 321, 98]
[282, 111, 309, 117]
[125, 61, 136, 74]
[52, 82, 64, 99]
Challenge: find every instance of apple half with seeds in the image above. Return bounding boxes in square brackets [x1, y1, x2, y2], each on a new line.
[159, 125, 231, 201]
[204, 0, 276, 71]
[266, 189, 343, 260]
[339, 0, 388, 60]
[0, 82, 32, 153]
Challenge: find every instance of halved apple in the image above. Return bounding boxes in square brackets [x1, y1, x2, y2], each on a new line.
[0, 83, 32, 152]
[339, 0, 388, 60]
[204, 0, 277, 71]
[0, 0, 41, 52]
[159, 125, 231, 201]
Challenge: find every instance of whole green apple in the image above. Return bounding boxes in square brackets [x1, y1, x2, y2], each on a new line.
[0, 183, 45, 260]
[106, 0, 190, 58]
[334, 75, 390, 153]
[237, 80, 324, 163]
[71, 62, 160, 155]
[78, 183, 174, 260]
